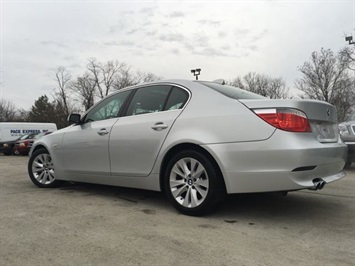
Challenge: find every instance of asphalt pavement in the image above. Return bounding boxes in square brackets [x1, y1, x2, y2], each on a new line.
[1, 154, 354, 266]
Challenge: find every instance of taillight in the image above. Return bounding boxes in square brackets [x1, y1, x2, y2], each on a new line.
[254, 108, 311, 132]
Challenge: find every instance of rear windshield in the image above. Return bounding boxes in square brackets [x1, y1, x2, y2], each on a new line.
[199, 81, 265, 100]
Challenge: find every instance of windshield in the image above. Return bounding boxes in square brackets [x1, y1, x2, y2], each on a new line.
[19, 134, 30, 140]
[199, 81, 265, 100]
[27, 134, 37, 139]
[34, 132, 46, 139]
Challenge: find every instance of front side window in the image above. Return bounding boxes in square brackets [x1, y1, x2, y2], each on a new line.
[84, 90, 131, 122]
[126, 85, 172, 116]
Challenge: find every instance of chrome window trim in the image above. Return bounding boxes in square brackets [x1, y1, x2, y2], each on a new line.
[80, 82, 192, 121]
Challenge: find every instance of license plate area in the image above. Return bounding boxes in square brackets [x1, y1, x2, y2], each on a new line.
[310, 122, 338, 143]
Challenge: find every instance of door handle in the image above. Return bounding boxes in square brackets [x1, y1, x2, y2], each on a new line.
[97, 128, 109, 136]
[151, 123, 168, 131]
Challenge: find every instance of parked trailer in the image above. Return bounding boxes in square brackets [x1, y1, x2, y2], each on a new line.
[0, 123, 57, 151]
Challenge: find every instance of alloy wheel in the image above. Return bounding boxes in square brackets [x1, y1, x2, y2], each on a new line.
[31, 153, 56, 185]
[169, 157, 209, 208]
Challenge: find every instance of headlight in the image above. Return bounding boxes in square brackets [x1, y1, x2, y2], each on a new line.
[3, 144, 9, 147]
[339, 125, 349, 136]
[19, 143, 26, 147]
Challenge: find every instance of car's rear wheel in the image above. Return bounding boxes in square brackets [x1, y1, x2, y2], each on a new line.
[164, 150, 222, 216]
[28, 148, 62, 188]
[344, 161, 352, 169]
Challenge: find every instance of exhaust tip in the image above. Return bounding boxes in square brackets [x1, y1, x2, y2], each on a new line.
[311, 178, 326, 191]
[319, 181, 325, 190]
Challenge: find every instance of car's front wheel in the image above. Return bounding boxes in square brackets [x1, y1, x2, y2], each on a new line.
[164, 150, 223, 216]
[28, 148, 62, 188]
[3, 148, 13, 156]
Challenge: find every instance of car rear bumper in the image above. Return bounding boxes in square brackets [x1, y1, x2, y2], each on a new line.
[203, 131, 347, 194]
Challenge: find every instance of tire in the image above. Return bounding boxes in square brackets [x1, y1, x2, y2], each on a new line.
[28, 148, 62, 188]
[3, 149, 12, 156]
[164, 150, 223, 216]
[344, 161, 352, 169]
[3, 146, 14, 156]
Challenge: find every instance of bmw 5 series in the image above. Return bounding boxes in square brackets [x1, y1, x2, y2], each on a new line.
[28, 80, 347, 215]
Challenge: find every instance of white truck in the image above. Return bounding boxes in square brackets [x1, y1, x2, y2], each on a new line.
[0, 122, 57, 148]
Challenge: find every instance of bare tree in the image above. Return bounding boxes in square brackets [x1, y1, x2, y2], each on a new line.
[113, 68, 162, 91]
[0, 98, 17, 121]
[268, 78, 289, 99]
[100, 60, 126, 96]
[112, 66, 136, 91]
[229, 72, 289, 99]
[54, 67, 72, 117]
[296, 48, 355, 121]
[340, 46, 355, 70]
[134, 71, 162, 84]
[70, 74, 96, 111]
[87, 58, 125, 99]
[333, 79, 355, 121]
[14, 108, 29, 122]
[53, 59, 162, 113]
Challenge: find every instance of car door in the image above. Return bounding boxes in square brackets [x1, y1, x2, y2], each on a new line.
[59, 90, 131, 175]
[109, 85, 190, 176]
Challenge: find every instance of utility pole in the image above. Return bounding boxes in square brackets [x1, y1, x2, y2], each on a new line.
[191, 68, 201, 80]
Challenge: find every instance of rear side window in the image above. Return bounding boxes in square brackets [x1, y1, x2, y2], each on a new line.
[164, 87, 189, 110]
[126, 85, 171, 116]
[199, 81, 265, 99]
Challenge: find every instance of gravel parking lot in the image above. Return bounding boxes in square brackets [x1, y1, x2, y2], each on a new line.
[1, 154, 354, 266]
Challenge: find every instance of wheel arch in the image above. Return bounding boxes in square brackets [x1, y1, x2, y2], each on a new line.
[159, 143, 226, 194]
[31, 144, 49, 155]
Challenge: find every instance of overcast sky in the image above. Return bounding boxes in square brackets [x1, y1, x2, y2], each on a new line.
[1, 0, 354, 110]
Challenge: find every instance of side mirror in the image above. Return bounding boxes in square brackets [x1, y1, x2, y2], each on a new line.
[68, 113, 81, 124]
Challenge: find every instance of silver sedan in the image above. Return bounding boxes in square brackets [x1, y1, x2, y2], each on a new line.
[28, 80, 347, 215]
